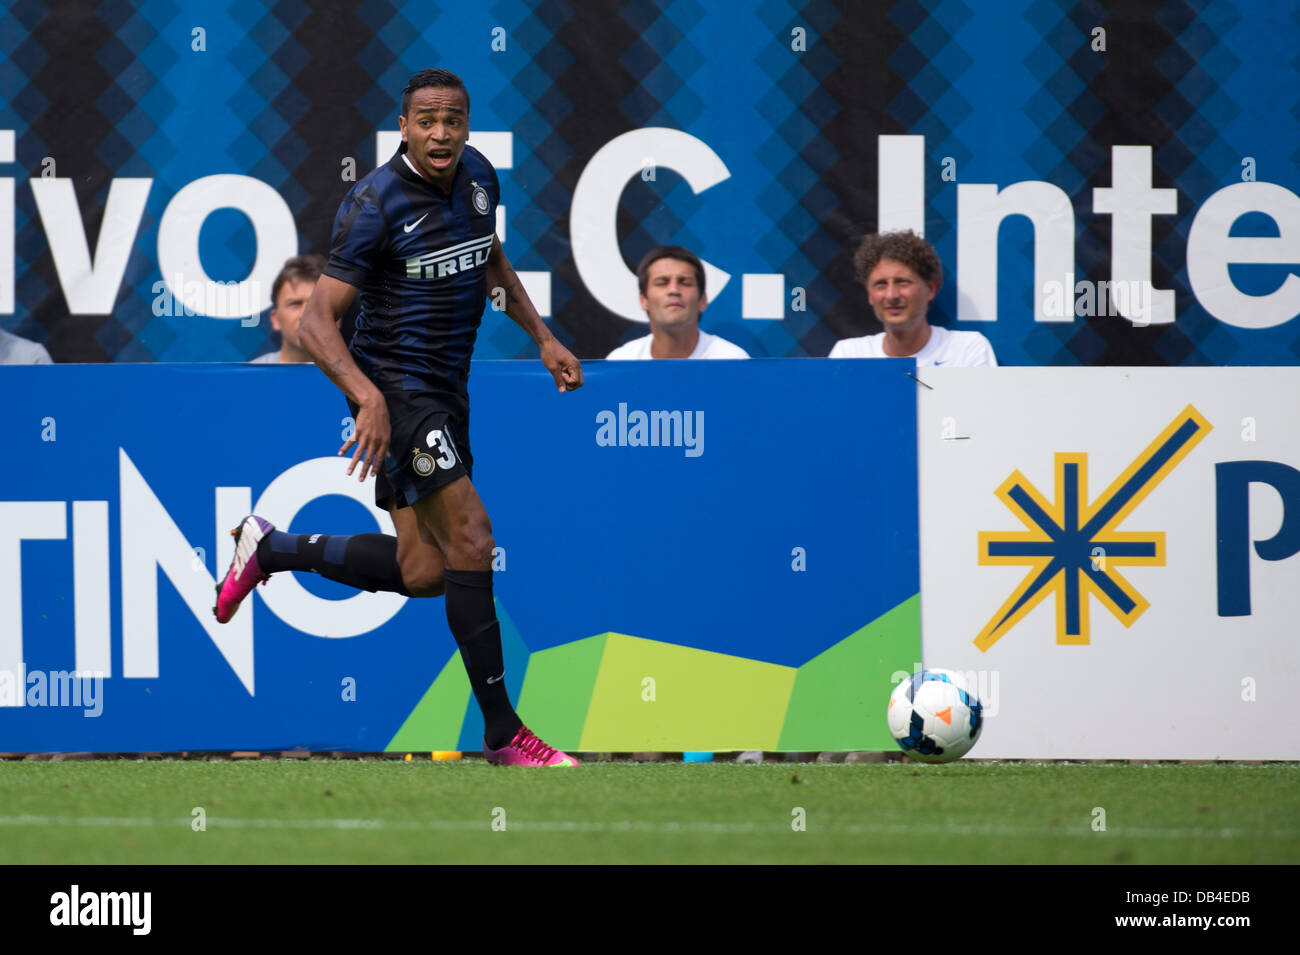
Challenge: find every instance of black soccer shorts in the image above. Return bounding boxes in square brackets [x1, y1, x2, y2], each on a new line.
[348, 390, 474, 511]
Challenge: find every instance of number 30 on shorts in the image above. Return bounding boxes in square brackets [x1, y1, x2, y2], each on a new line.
[429, 429, 459, 467]
[410, 428, 459, 476]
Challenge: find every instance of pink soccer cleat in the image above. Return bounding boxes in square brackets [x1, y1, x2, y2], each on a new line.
[213, 515, 275, 623]
[483, 726, 579, 767]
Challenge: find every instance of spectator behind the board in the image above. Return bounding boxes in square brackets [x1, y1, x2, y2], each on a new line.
[606, 245, 749, 360]
[0, 327, 53, 364]
[829, 231, 996, 367]
[251, 254, 327, 363]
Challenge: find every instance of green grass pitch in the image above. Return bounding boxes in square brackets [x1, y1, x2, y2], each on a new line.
[1, 759, 1297, 865]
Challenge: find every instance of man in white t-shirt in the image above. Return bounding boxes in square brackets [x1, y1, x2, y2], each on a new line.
[829, 231, 996, 367]
[606, 245, 749, 360]
[251, 254, 326, 363]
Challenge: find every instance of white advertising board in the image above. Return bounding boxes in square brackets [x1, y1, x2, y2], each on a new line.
[919, 368, 1300, 758]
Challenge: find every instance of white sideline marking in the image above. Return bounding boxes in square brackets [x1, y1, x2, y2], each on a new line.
[0, 815, 1293, 839]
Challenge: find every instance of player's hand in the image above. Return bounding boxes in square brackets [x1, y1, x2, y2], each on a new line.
[340, 392, 390, 482]
[540, 338, 583, 392]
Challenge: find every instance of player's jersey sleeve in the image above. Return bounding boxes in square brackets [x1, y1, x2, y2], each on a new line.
[325, 183, 389, 288]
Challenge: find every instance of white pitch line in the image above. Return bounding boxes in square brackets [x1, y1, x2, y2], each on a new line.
[0, 815, 1294, 839]
[0, 815, 759, 834]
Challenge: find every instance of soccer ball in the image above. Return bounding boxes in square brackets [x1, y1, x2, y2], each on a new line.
[887, 669, 983, 763]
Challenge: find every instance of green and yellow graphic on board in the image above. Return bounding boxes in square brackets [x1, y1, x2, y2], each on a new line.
[386, 595, 920, 753]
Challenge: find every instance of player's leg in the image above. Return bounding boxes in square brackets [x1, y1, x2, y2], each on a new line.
[214, 478, 444, 623]
[214, 514, 418, 622]
[257, 523, 413, 591]
[388, 501, 445, 597]
[413, 476, 576, 766]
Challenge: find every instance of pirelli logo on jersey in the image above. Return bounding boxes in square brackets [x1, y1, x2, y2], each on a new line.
[406, 234, 494, 280]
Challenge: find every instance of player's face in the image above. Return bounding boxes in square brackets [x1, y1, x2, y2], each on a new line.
[639, 258, 708, 330]
[270, 277, 316, 351]
[399, 86, 470, 189]
[866, 258, 937, 331]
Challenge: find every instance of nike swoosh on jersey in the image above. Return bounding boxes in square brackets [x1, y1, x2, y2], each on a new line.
[486, 672, 505, 684]
[404, 213, 429, 233]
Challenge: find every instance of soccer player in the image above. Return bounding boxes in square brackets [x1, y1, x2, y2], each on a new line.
[829, 231, 997, 366]
[606, 246, 749, 359]
[250, 255, 326, 364]
[214, 68, 583, 767]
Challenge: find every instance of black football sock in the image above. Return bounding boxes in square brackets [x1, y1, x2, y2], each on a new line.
[443, 568, 522, 750]
[256, 531, 411, 595]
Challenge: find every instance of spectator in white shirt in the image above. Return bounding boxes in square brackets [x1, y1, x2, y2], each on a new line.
[251, 254, 326, 363]
[606, 245, 749, 360]
[0, 328, 53, 364]
[829, 231, 996, 367]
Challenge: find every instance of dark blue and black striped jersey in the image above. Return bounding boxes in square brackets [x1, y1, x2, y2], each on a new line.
[324, 144, 499, 395]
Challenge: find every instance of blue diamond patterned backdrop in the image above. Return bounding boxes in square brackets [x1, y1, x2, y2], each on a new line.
[0, 0, 1297, 364]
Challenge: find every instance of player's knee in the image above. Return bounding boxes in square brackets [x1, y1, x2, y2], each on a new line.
[449, 521, 494, 570]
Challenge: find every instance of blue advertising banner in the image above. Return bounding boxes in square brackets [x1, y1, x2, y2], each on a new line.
[0, 359, 919, 752]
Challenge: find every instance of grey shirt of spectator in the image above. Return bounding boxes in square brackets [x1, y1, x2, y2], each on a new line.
[0, 329, 53, 364]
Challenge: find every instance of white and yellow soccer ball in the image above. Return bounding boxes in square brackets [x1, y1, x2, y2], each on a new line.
[887, 669, 983, 763]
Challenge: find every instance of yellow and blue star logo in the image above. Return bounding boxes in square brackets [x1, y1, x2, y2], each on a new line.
[975, 405, 1211, 651]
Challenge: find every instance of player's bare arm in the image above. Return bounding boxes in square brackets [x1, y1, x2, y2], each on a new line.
[299, 274, 390, 481]
[486, 235, 583, 392]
